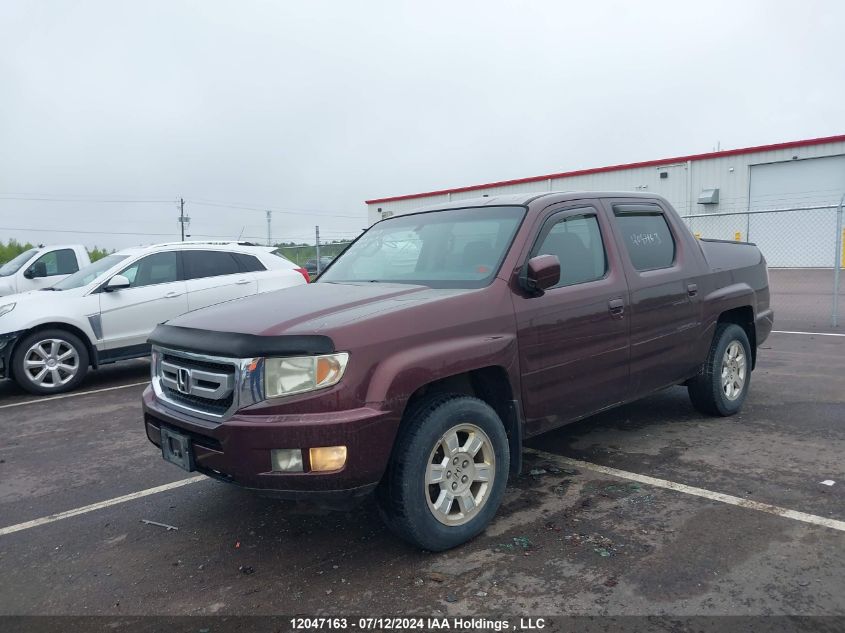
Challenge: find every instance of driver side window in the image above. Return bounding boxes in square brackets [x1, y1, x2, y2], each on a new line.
[118, 252, 179, 288]
[532, 212, 607, 288]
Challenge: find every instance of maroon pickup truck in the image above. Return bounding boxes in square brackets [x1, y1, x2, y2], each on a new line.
[143, 192, 773, 550]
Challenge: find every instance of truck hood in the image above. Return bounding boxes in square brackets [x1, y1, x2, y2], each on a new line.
[166, 282, 469, 337]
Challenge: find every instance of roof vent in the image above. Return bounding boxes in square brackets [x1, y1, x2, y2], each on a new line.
[698, 188, 720, 205]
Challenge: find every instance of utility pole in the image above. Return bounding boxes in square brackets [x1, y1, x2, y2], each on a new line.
[315, 225, 321, 275]
[178, 198, 187, 241]
[266, 210, 272, 246]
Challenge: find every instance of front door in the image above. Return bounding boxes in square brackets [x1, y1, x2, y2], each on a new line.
[514, 203, 630, 435]
[99, 251, 188, 351]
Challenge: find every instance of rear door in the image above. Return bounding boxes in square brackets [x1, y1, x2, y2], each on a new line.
[98, 251, 188, 351]
[183, 250, 257, 310]
[603, 199, 702, 396]
[513, 202, 630, 434]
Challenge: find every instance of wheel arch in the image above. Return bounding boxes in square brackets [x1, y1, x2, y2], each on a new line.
[717, 306, 756, 368]
[10, 322, 98, 373]
[399, 366, 523, 477]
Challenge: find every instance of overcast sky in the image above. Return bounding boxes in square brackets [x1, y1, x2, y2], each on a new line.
[1, 0, 843, 251]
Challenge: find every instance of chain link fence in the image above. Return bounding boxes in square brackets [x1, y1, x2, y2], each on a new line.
[682, 204, 844, 331]
[275, 241, 353, 269]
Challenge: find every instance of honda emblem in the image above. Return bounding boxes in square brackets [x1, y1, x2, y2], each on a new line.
[176, 367, 191, 394]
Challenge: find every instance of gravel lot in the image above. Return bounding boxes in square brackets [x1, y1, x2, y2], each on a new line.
[0, 330, 842, 622]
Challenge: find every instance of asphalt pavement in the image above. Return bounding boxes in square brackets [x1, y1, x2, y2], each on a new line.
[0, 332, 842, 617]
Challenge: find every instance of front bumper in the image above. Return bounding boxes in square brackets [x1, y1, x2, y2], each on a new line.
[0, 331, 23, 379]
[142, 387, 399, 502]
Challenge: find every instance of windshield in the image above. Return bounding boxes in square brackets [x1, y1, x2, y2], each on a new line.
[0, 249, 38, 277]
[53, 254, 129, 290]
[318, 206, 525, 289]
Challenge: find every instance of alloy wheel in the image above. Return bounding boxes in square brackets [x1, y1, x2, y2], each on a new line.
[425, 423, 495, 526]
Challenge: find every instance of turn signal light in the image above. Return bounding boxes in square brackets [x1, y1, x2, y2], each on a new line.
[309, 446, 347, 472]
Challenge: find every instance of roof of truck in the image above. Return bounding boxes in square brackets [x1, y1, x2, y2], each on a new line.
[404, 190, 662, 214]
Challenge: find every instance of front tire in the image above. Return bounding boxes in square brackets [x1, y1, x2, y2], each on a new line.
[377, 394, 509, 551]
[688, 323, 751, 416]
[12, 329, 90, 395]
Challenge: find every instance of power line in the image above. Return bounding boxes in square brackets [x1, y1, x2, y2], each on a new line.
[0, 225, 356, 244]
[187, 199, 363, 219]
[0, 226, 176, 237]
[0, 194, 364, 219]
[0, 196, 174, 203]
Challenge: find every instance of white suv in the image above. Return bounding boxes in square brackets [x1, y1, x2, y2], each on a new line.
[0, 241, 309, 394]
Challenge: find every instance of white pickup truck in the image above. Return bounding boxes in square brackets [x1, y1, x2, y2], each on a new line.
[0, 245, 91, 297]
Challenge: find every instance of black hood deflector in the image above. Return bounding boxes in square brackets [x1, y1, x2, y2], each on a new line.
[148, 324, 335, 358]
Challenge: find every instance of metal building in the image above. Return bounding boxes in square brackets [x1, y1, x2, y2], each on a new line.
[365, 134, 845, 268]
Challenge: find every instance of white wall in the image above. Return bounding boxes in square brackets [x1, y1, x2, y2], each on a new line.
[366, 139, 845, 223]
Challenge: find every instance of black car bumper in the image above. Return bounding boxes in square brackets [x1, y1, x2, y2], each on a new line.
[0, 331, 23, 379]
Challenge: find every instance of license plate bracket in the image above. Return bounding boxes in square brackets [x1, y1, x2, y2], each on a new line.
[160, 426, 195, 472]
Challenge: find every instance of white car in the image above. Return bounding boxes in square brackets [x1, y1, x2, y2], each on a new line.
[0, 241, 309, 394]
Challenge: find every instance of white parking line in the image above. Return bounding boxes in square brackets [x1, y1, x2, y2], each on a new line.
[3, 450, 843, 538]
[531, 450, 845, 533]
[0, 476, 206, 537]
[772, 330, 845, 337]
[0, 381, 149, 410]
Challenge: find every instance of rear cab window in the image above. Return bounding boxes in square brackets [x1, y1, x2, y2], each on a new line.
[612, 206, 676, 271]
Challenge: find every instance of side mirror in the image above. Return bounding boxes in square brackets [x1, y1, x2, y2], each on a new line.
[105, 274, 131, 292]
[524, 254, 560, 293]
[25, 262, 48, 279]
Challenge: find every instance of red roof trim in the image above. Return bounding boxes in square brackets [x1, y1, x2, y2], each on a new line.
[365, 134, 845, 205]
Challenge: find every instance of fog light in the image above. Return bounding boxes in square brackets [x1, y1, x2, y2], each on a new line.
[270, 448, 303, 472]
[309, 446, 347, 472]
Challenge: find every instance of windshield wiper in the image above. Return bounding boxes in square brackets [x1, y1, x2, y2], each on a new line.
[40, 287, 61, 291]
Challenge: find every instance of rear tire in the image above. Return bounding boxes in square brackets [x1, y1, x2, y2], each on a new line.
[377, 394, 509, 551]
[12, 329, 89, 395]
[688, 323, 751, 416]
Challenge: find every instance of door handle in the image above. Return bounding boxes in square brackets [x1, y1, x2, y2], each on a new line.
[164, 291, 181, 299]
[608, 297, 625, 316]
[687, 283, 698, 297]
[235, 278, 251, 285]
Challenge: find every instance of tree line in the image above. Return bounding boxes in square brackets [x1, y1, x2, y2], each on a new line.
[0, 239, 112, 264]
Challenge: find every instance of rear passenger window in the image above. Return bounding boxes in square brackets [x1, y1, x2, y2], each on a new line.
[232, 253, 266, 272]
[533, 213, 607, 287]
[183, 251, 241, 279]
[613, 210, 676, 271]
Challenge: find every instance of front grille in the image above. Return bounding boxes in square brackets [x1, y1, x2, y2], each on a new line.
[162, 353, 235, 375]
[162, 386, 235, 416]
[153, 348, 239, 421]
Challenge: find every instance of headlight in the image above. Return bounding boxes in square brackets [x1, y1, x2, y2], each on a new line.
[0, 303, 15, 317]
[264, 352, 349, 398]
